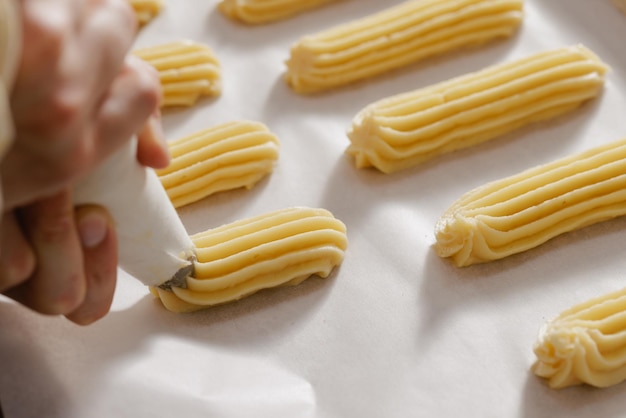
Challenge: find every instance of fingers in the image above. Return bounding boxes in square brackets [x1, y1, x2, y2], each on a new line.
[73, 0, 138, 114]
[6, 189, 86, 314]
[65, 205, 118, 325]
[136, 109, 170, 169]
[12, 0, 137, 137]
[95, 54, 162, 159]
[0, 212, 36, 293]
[126, 56, 170, 170]
[2, 194, 118, 324]
[5, 0, 146, 210]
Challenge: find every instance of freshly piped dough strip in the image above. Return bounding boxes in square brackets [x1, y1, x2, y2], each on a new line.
[613, 0, 626, 15]
[533, 286, 626, 389]
[133, 41, 221, 107]
[128, 0, 163, 25]
[285, 0, 524, 94]
[435, 137, 626, 267]
[150, 207, 348, 312]
[157, 121, 280, 208]
[347, 45, 608, 173]
[218, 0, 338, 24]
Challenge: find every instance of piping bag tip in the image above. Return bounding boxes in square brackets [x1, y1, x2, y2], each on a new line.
[73, 138, 197, 289]
[158, 256, 196, 290]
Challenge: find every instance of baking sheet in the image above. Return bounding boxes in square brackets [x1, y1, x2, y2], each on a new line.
[2, 0, 626, 417]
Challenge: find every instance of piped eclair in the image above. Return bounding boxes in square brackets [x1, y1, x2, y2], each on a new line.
[347, 45, 608, 173]
[533, 286, 626, 389]
[157, 121, 280, 208]
[150, 207, 348, 312]
[128, 0, 163, 25]
[134, 40, 222, 107]
[218, 0, 339, 24]
[435, 137, 626, 267]
[286, 0, 524, 94]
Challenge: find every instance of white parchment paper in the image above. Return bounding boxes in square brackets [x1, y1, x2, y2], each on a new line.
[2, 0, 626, 417]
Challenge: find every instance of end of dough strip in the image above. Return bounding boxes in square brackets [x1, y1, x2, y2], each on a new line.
[73, 139, 195, 288]
[128, 0, 164, 26]
[157, 120, 280, 208]
[285, 0, 524, 94]
[533, 286, 626, 389]
[133, 40, 222, 107]
[218, 0, 339, 24]
[347, 44, 609, 173]
[150, 207, 348, 313]
[613, 0, 626, 15]
[434, 137, 626, 267]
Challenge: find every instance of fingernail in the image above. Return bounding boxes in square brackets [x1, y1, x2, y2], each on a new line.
[151, 114, 171, 165]
[151, 110, 167, 146]
[78, 211, 108, 248]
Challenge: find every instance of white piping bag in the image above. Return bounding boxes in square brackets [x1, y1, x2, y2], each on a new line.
[72, 138, 195, 289]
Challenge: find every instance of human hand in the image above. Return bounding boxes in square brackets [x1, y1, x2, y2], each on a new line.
[0, 0, 170, 324]
[3, 0, 169, 209]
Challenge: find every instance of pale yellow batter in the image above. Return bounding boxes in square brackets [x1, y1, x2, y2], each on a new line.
[128, 0, 164, 25]
[533, 286, 626, 389]
[285, 0, 524, 94]
[435, 137, 626, 267]
[150, 207, 348, 312]
[347, 45, 608, 173]
[133, 40, 222, 107]
[218, 0, 338, 24]
[157, 121, 280, 208]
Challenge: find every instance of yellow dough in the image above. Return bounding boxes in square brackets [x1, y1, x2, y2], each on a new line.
[157, 121, 280, 208]
[285, 0, 524, 94]
[613, 0, 626, 15]
[133, 40, 222, 107]
[150, 207, 348, 312]
[533, 286, 626, 389]
[218, 0, 338, 24]
[347, 45, 608, 173]
[128, 0, 163, 25]
[435, 138, 626, 267]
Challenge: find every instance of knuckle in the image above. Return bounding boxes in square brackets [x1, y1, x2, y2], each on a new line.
[0, 248, 36, 291]
[47, 92, 83, 133]
[34, 208, 75, 245]
[101, 0, 138, 38]
[49, 274, 86, 315]
[22, 8, 66, 64]
[130, 63, 162, 110]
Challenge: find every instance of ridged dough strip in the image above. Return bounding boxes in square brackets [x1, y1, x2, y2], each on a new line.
[435, 137, 626, 267]
[218, 0, 339, 24]
[533, 286, 626, 389]
[347, 44, 608, 173]
[128, 0, 164, 25]
[285, 0, 524, 94]
[157, 121, 280, 208]
[133, 40, 222, 107]
[150, 207, 348, 312]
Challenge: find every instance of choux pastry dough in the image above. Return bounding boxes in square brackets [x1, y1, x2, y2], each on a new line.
[285, 0, 524, 94]
[435, 137, 626, 267]
[533, 286, 626, 389]
[133, 40, 222, 107]
[150, 207, 348, 312]
[347, 45, 608, 173]
[128, 0, 163, 25]
[218, 0, 338, 24]
[157, 121, 280, 208]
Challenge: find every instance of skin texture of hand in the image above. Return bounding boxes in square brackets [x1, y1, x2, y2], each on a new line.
[0, 0, 170, 324]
